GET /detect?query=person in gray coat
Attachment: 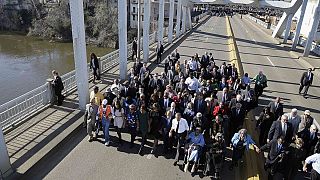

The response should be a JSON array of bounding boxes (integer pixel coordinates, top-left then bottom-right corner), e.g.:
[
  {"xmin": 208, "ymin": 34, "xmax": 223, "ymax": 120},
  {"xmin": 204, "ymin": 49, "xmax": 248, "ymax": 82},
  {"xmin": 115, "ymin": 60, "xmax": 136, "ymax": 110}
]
[
  {"xmin": 84, "ymin": 98, "xmax": 97, "ymax": 142},
  {"xmin": 285, "ymin": 108, "xmax": 301, "ymax": 137}
]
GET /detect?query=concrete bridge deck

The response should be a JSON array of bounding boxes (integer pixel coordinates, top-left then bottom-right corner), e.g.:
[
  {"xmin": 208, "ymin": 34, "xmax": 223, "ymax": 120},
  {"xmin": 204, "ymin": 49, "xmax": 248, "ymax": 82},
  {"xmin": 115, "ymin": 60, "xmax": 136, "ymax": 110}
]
[{"xmin": 4, "ymin": 14, "xmax": 320, "ymax": 180}]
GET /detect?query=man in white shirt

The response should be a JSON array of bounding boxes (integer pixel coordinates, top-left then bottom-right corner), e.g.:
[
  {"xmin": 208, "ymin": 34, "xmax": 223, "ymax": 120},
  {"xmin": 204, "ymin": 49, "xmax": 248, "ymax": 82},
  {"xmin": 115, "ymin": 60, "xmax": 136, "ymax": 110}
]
[
  {"xmin": 185, "ymin": 72, "xmax": 200, "ymax": 94},
  {"xmin": 170, "ymin": 113, "xmax": 189, "ymax": 166},
  {"xmin": 188, "ymin": 57, "xmax": 198, "ymax": 72}
]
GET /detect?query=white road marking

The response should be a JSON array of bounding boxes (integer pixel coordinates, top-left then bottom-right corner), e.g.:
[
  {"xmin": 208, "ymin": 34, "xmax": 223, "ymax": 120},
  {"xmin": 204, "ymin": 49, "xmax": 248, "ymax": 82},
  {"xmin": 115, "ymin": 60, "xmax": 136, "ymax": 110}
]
[{"xmin": 267, "ymin": 56, "xmax": 275, "ymax": 67}]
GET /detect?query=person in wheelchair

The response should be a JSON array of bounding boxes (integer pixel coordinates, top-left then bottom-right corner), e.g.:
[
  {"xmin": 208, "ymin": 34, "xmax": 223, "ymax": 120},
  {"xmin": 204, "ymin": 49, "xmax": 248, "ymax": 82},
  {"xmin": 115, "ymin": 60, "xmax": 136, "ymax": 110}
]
[
  {"xmin": 183, "ymin": 127, "xmax": 205, "ymax": 175},
  {"xmin": 204, "ymin": 133, "xmax": 226, "ymax": 178}
]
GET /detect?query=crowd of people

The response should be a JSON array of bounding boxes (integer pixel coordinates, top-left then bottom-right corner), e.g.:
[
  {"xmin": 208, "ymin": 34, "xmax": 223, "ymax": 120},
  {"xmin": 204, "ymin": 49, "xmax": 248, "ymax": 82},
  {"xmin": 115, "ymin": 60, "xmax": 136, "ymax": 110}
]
[{"xmin": 80, "ymin": 49, "xmax": 319, "ymax": 179}]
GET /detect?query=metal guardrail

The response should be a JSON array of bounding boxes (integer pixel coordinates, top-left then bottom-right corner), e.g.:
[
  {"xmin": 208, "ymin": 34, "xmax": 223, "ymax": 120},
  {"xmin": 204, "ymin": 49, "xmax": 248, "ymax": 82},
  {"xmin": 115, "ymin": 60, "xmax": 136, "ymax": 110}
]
[{"xmin": 0, "ymin": 12, "xmax": 208, "ymax": 131}]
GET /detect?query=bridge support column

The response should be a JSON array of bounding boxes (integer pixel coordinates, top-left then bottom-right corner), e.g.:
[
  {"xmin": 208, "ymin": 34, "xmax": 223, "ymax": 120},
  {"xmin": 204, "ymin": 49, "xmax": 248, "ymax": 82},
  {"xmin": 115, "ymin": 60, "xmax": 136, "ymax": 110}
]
[
  {"xmin": 137, "ymin": 0, "xmax": 141, "ymax": 60},
  {"xmin": 188, "ymin": 7, "xmax": 192, "ymax": 30},
  {"xmin": 182, "ymin": 6, "xmax": 186, "ymax": 34},
  {"xmin": 118, "ymin": 0, "xmax": 128, "ymax": 80},
  {"xmin": 158, "ymin": 0, "xmax": 164, "ymax": 44},
  {"xmin": 292, "ymin": 0, "xmax": 308, "ymax": 49},
  {"xmin": 0, "ymin": 128, "xmax": 12, "ymax": 178},
  {"xmin": 176, "ymin": 0, "xmax": 182, "ymax": 38},
  {"xmin": 69, "ymin": 0, "xmax": 89, "ymax": 110},
  {"xmin": 283, "ymin": 13, "xmax": 293, "ymax": 44},
  {"xmin": 168, "ymin": 0, "xmax": 175, "ymax": 43},
  {"xmin": 143, "ymin": 0, "xmax": 150, "ymax": 62},
  {"xmin": 303, "ymin": 1, "xmax": 320, "ymax": 57}
]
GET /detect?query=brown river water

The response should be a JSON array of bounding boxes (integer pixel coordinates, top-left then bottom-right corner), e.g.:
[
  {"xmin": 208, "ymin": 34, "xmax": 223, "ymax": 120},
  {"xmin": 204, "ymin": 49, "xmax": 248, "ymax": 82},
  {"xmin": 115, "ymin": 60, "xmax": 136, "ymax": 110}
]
[{"xmin": 0, "ymin": 33, "xmax": 114, "ymax": 105}]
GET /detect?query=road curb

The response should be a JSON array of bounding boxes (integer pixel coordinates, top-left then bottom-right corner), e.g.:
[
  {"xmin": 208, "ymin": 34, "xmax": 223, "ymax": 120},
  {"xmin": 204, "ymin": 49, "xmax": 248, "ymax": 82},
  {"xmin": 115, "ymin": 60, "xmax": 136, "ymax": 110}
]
[
  {"xmin": 226, "ymin": 16, "xmax": 262, "ymax": 180},
  {"xmin": 226, "ymin": 16, "xmax": 244, "ymax": 77}
]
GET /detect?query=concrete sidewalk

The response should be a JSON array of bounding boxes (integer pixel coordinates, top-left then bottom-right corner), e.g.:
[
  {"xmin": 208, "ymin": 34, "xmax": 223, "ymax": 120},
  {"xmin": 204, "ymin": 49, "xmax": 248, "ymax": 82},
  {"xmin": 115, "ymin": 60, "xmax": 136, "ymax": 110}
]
[{"xmin": 4, "ymin": 15, "xmax": 211, "ymax": 180}]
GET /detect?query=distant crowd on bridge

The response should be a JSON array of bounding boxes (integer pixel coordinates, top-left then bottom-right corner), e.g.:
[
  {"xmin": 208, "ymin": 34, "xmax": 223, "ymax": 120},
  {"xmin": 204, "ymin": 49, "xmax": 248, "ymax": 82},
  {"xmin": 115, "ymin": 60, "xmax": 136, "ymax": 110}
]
[{"xmin": 50, "ymin": 48, "xmax": 319, "ymax": 179}]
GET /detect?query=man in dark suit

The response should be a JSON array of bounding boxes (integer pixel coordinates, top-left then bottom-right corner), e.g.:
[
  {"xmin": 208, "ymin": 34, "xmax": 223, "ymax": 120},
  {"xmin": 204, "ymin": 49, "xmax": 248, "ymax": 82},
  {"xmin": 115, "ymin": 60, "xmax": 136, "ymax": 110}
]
[
  {"xmin": 159, "ymin": 93, "xmax": 172, "ymax": 114},
  {"xmin": 156, "ymin": 42, "xmax": 164, "ymax": 64},
  {"xmin": 132, "ymin": 38, "xmax": 137, "ymax": 60},
  {"xmin": 267, "ymin": 97, "xmax": 283, "ymax": 120},
  {"xmin": 229, "ymin": 94, "xmax": 245, "ymax": 110},
  {"xmin": 267, "ymin": 115, "xmax": 293, "ymax": 145},
  {"xmin": 298, "ymin": 124, "xmax": 318, "ymax": 156},
  {"xmin": 217, "ymin": 87, "xmax": 231, "ymax": 105},
  {"xmin": 299, "ymin": 68, "xmax": 314, "ymax": 96},
  {"xmin": 200, "ymin": 52, "xmax": 210, "ymax": 69},
  {"xmin": 194, "ymin": 93, "xmax": 207, "ymax": 115},
  {"xmin": 230, "ymin": 103, "xmax": 246, "ymax": 137},
  {"xmin": 260, "ymin": 136, "xmax": 288, "ymax": 180},
  {"xmin": 121, "ymin": 81, "xmax": 136, "ymax": 99},
  {"xmin": 52, "ymin": 70, "xmax": 64, "ymax": 106}
]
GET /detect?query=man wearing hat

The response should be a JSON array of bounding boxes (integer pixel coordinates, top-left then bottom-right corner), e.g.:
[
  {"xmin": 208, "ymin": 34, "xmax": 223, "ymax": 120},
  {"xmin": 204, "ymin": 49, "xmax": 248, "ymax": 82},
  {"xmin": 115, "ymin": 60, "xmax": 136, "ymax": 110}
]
[
  {"xmin": 298, "ymin": 110, "xmax": 315, "ymax": 133},
  {"xmin": 97, "ymin": 99, "xmax": 113, "ymax": 146}
]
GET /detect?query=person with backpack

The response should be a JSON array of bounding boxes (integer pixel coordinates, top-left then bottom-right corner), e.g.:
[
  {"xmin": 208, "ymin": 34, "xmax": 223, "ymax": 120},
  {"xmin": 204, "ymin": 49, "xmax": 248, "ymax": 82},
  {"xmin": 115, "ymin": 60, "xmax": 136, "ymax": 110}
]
[
  {"xmin": 97, "ymin": 99, "xmax": 113, "ymax": 146},
  {"xmin": 52, "ymin": 70, "xmax": 64, "ymax": 106}
]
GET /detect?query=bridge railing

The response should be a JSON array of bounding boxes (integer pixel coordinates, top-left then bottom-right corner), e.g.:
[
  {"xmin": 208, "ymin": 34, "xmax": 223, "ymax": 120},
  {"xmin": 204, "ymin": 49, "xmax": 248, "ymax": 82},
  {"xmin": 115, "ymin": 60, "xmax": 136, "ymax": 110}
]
[
  {"xmin": 0, "ymin": 84, "xmax": 49, "ymax": 130},
  {"xmin": 0, "ymin": 12, "xmax": 208, "ymax": 131}
]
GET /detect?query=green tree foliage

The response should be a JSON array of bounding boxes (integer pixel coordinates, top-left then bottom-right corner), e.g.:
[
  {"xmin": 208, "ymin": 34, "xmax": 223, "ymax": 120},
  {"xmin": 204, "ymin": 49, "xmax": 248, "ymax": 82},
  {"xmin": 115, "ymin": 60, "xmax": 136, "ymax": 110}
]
[
  {"xmin": 29, "ymin": 1, "xmax": 119, "ymax": 48},
  {"xmin": 29, "ymin": 1, "xmax": 72, "ymax": 40},
  {"xmin": 90, "ymin": 3, "xmax": 118, "ymax": 48}
]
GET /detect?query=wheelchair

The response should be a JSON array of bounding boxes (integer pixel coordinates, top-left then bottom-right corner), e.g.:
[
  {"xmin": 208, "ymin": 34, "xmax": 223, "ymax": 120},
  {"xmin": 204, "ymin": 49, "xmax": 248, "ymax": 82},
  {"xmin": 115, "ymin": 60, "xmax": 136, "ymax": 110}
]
[{"xmin": 182, "ymin": 142, "xmax": 204, "ymax": 175}]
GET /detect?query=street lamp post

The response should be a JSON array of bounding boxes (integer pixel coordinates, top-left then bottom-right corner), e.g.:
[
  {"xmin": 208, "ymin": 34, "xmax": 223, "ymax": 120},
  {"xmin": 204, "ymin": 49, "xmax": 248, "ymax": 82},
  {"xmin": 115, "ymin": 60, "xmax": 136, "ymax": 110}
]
[{"xmin": 137, "ymin": 0, "xmax": 141, "ymax": 60}]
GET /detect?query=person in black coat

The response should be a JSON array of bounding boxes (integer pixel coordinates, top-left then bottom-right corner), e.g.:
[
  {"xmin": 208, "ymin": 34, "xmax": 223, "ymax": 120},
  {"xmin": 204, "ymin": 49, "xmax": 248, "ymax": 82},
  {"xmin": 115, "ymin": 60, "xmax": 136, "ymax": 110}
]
[
  {"xmin": 267, "ymin": 115, "xmax": 294, "ymax": 145},
  {"xmin": 52, "ymin": 70, "xmax": 64, "ymax": 106},
  {"xmin": 260, "ymin": 136, "xmax": 289, "ymax": 180},
  {"xmin": 230, "ymin": 103, "xmax": 246, "ymax": 138},
  {"xmin": 258, "ymin": 107, "xmax": 275, "ymax": 146},
  {"xmin": 90, "ymin": 53, "xmax": 100, "ymax": 83},
  {"xmin": 194, "ymin": 93, "xmax": 207, "ymax": 115},
  {"xmin": 159, "ymin": 93, "xmax": 172, "ymax": 115},
  {"xmin": 298, "ymin": 124, "xmax": 318, "ymax": 156},
  {"xmin": 200, "ymin": 52, "xmax": 210, "ymax": 69},
  {"xmin": 156, "ymin": 42, "xmax": 164, "ymax": 64},
  {"xmin": 299, "ymin": 68, "xmax": 314, "ymax": 96},
  {"xmin": 132, "ymin": 38, "xmax": 137, "ymax": 60},
  {"xmin": 267, "ymin": 97, "xmax": 283, "ymax": 121}
]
